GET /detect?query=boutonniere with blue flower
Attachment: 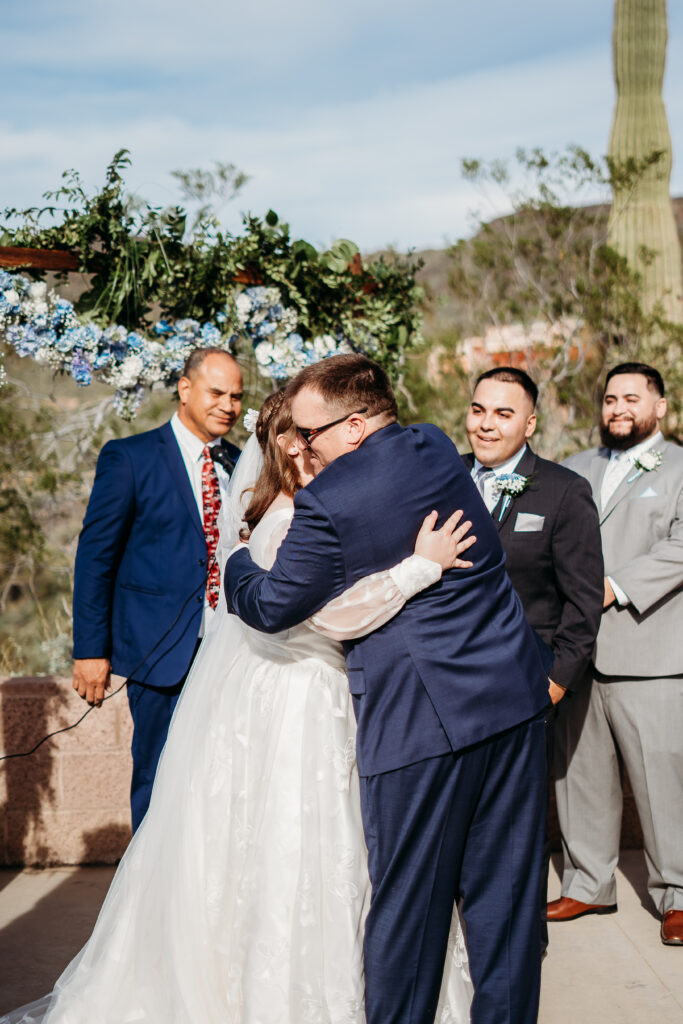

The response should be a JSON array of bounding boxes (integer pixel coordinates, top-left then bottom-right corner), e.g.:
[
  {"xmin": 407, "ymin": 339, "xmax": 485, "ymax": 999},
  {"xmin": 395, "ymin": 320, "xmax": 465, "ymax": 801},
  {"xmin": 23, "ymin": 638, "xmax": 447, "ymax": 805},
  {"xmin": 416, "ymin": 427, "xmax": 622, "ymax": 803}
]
[
  {"xmin": 492, "ymin": 473, "xmax": 532, "ymax": 521},
  {"xmin": 627, "ymin": 449, "xmax": 662, "ymax": 484}
]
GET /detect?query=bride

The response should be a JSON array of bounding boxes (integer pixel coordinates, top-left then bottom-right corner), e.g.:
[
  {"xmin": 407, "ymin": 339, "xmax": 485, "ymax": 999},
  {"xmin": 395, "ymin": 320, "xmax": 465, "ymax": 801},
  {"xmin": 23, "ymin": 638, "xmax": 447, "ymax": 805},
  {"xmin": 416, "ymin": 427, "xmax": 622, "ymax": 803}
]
[{"xmin": 2, "ymin": 390, "xmax": 474, "ymax": 1024}]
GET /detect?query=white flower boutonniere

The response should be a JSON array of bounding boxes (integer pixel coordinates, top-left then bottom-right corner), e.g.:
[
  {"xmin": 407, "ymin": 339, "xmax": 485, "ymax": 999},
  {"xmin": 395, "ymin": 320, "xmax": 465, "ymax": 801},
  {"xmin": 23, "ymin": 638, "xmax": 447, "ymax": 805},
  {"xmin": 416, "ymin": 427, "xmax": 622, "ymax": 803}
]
[
  {"xmin": 634, "ymin": 450, "xmax": 662, "ymax": 473},
  {"xmin": 627, "ymin": 449, "xmax": 662, "ymax": 483},
  {"xmin": 243, "ymin": 408, "xmax": 260, "ymax": 433},
  {"xmin": 493, "ymin": 473, "xmax": 531, "ymax": 498},
  {"xmin": 492, "ymin": 473, "xmax": 531, "ymax": 521}
]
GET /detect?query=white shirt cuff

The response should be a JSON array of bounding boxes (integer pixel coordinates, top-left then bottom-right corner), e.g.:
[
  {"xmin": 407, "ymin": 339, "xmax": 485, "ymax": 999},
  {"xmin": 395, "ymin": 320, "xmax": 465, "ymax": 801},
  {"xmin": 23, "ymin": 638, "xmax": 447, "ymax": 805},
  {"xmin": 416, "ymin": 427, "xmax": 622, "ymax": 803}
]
[
  {"xmin": 389, "ymin": 554, "xmax": 442, "ymax": 600},
  {"xmin": 608, "ymin": 575, "xmax": 631, "ymax": 607}
]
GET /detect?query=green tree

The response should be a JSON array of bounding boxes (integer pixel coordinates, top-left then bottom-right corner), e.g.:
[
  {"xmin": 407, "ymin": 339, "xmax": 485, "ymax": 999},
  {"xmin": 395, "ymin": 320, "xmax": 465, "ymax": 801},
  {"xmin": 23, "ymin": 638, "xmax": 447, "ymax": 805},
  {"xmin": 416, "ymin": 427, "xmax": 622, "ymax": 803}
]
[{"xmin": 436, "ymin": 147, "xmax": 682, "ymax": 455}]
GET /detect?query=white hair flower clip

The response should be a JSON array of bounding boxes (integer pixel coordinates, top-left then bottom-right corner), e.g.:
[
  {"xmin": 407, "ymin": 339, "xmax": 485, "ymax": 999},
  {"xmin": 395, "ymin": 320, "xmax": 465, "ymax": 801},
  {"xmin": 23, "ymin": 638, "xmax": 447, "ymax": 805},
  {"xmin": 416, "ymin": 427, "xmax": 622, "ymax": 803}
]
[{"xmin": 243, "ymin": 408, "xmax": 260, "ymax": 433}]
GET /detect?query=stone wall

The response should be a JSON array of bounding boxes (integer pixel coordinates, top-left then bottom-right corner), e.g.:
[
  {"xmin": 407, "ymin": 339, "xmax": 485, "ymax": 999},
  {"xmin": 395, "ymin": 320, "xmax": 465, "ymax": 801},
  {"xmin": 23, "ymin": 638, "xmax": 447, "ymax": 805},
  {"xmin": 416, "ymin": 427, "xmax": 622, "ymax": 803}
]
[
  {"xmin": 0, "ymin": 676, "xmax": 132, "ymax": 866},
  {"xmin": 0, "ymin": 675, "xmax": 643, "ymax": 867}
]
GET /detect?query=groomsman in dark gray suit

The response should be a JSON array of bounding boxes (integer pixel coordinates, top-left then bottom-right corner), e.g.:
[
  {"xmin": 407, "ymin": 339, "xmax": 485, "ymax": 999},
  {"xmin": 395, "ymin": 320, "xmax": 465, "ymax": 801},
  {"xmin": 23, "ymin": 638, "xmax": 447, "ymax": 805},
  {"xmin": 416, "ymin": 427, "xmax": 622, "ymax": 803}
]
[
  {"xmin": 550, "ymin": 362, "xmax": 683, "ymax": 946},
  {"xmin": 462, "ymin": 366, "xmax": 604, "ymax": 951},
  {"xmin": 463, "ymin": 367, "xmax": 603, "ymax": 700}
]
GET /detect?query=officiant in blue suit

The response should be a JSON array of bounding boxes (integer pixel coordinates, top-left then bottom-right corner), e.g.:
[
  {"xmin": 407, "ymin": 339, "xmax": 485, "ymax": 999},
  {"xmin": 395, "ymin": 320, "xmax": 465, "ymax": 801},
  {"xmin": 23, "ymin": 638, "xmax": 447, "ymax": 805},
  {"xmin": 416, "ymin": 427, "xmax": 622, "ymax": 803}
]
[
  {"xmin": 72, "ymin": 348, "xmax": 242, "ymax": 831},
  {"xmin": 226, "ymin": 355, "xmax": 551, "ymax": 1024}
]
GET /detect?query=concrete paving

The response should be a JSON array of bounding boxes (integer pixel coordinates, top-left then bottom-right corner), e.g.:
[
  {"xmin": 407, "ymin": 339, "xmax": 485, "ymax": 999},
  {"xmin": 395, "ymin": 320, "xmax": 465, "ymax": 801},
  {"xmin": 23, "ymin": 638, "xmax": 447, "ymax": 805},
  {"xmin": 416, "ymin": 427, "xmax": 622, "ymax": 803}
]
[
  {"xmin": 542, "ymin": 851, "xmax": 683, "ymax": 1024},
  {"xmin": 0, "ymin": 851, "xmax": 681, "ymax": 1020}
]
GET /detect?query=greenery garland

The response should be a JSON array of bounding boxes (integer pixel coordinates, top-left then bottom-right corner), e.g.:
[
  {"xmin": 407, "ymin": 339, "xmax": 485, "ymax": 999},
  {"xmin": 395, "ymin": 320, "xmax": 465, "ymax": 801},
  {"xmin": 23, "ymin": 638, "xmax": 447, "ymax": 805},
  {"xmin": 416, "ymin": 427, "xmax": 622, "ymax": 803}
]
[{"xmin": 0, "ymin": 151, "xmax": 423, "ymax": 416}]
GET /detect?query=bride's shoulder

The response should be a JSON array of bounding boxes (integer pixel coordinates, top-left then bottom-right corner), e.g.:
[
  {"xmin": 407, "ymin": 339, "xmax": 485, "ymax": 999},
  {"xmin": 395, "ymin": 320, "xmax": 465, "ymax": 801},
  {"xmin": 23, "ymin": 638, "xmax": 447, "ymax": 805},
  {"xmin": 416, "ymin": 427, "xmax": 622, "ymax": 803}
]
[
  {"xmin": 250, "ymin": 494, "xmax": 294, "ymax": 543},
  {"xmin": 249, "ymin": 495, "xmax": 294, "ymax": 566},
  {"xmin": 264, "ymin": 492, "xmax": 295, "ymax": 517}
]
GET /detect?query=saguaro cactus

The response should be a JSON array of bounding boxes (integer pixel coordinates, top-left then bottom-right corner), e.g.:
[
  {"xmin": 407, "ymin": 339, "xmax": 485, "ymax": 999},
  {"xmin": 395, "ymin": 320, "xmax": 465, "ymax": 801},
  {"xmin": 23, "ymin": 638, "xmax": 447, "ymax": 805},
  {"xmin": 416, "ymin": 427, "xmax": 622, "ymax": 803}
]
[{"xmin": 608, "ymin": 0, "xmax": 682, "ymax": 324}]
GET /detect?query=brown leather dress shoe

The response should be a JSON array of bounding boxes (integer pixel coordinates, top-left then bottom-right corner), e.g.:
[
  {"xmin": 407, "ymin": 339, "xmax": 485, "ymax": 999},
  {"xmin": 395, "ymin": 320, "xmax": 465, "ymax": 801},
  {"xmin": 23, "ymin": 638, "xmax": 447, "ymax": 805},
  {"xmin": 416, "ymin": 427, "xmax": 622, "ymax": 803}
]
[
  {"xmin": 547, "ymin": 897, "xmax": 617, "ymax": 921},
  {"xmin": 661, "ymin": 910, "xmax": 683, "ymax": 945}
]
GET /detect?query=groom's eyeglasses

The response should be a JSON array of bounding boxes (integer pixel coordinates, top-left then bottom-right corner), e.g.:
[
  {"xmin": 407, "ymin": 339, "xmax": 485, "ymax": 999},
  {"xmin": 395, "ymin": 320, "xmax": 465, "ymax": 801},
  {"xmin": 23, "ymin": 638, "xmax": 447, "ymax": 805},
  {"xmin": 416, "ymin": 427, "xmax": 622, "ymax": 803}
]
[{"xmin": 295, "ymin": 408, "xmax": 368, "ymax": 447}]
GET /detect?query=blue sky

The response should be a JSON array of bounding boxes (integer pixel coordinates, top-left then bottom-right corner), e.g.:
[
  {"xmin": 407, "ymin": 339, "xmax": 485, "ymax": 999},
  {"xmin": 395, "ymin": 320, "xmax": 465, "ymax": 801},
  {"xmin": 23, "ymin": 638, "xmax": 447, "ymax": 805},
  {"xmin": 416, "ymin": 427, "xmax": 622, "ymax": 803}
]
[{"xmin": 2, "ymin": 0, "xmax": 682, "ymax": 250}]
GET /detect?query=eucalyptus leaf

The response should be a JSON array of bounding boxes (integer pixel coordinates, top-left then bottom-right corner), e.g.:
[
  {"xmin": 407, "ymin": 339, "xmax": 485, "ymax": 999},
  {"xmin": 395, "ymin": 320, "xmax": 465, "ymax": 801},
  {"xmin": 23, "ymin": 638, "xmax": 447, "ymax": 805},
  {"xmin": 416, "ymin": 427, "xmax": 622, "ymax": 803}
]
[
  {"xmin": 293, "ymin": 240, "xmax": 318, "ymax": 261},
  {"xmin": 331, "ymin": 239, "xmax": 359, "ymax": 261},
  {"xmin": 321, "ymin": 253, "xmax": 348, "ymax": 274}
]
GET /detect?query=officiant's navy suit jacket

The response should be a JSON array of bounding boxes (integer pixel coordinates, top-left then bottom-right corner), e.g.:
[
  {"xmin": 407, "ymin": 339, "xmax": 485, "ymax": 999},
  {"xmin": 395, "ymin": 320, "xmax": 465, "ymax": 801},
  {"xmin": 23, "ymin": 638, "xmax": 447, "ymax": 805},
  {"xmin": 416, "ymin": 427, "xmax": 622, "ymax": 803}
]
[
  {"xmin": 226, "ymin": 421, "xmax": 549, "ymax": 775},
  {"xmin": 73, "ymin": 421, "xmax": 239, "ymax": 689}
]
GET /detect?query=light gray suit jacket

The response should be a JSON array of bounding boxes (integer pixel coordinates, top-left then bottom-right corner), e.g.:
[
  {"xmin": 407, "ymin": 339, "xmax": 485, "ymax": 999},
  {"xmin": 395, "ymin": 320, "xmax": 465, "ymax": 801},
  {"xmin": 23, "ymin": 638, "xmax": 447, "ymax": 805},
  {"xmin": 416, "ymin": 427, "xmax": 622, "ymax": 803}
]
[{"xmin": 564, "ymin": 440, "xmax": 683, "ymax": 677}]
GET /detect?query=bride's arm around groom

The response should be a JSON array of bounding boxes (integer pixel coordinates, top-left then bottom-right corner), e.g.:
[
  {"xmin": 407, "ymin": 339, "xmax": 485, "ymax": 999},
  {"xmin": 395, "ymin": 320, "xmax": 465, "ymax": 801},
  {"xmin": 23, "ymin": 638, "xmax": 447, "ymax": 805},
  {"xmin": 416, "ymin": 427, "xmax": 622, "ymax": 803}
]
[{"xmin": 226, "ymin": 354, "xmax": 551, "ymax": 1024}]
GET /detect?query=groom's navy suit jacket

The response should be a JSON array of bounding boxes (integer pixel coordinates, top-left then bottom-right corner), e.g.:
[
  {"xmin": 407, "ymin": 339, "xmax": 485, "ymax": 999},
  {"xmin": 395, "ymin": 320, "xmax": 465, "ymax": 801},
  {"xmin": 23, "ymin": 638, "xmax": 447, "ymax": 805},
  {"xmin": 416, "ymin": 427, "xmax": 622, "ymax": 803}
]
[
  {"xmin": 73, "ymin": 421, "xmax": 240, "ymax": 689},
  {"xmin": 227, "ymin": 422, "xmax": 549, "ymax": 776}
]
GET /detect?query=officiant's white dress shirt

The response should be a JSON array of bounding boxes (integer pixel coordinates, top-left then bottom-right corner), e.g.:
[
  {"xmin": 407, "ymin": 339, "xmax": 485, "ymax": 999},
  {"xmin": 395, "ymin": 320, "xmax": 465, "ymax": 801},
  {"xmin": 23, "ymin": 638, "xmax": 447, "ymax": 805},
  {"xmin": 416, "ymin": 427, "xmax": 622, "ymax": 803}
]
[{"xmin": 171, "ymin": 412, "xmax": 232, "ymax": 633}]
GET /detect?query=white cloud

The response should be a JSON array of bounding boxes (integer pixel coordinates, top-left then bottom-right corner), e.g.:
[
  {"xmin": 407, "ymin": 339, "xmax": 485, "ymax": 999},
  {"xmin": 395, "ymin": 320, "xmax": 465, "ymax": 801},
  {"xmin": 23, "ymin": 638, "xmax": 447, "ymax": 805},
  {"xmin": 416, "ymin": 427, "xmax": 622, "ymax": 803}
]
[{"xmin": 2, "ymin": 32, "xmax": 682, "ymax": 250}]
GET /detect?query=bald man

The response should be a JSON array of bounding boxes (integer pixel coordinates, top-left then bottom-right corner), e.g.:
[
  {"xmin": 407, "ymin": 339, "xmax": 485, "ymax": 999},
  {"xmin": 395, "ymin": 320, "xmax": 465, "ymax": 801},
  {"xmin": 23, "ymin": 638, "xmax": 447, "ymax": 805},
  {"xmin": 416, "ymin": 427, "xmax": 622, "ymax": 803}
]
[{"xmin": 72, "ymin": 348, "xmax": 243, "ymax": 829}]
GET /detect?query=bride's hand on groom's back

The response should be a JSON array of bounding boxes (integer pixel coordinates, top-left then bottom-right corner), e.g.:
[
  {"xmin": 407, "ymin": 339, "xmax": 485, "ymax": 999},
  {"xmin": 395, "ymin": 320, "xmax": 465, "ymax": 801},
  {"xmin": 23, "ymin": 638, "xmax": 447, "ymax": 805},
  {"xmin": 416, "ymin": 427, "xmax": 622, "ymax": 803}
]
[{"xmin": 415, "ymin": 510, "xmax": 476, "ymax": 571}]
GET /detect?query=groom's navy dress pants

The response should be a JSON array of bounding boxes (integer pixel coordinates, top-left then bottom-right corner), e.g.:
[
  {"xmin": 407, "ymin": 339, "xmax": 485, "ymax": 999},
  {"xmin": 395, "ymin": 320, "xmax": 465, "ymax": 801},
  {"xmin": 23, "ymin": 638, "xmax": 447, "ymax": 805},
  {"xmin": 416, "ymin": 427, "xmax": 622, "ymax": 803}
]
[{"xmin": 359, "ymin": 710, "xmax": 547, "ymax": 1024}]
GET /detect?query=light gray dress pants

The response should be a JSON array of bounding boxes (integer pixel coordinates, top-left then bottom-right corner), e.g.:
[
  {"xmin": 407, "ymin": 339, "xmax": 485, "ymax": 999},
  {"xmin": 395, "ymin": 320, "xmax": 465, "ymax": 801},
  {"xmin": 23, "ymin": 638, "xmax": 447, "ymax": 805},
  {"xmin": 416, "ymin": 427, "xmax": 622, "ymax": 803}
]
[{"xmin": 554, "ymin": 673, "xmax": 683, "ymax": 915}]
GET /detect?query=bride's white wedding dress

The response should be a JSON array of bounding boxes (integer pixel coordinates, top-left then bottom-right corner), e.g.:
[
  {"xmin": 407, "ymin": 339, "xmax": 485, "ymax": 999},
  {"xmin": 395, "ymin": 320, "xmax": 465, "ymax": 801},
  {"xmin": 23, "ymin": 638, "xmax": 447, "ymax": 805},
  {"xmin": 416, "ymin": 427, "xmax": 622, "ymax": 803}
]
[{"xmin": 2, "ymin": 507, "xmax": 472, "ymax": 1024}]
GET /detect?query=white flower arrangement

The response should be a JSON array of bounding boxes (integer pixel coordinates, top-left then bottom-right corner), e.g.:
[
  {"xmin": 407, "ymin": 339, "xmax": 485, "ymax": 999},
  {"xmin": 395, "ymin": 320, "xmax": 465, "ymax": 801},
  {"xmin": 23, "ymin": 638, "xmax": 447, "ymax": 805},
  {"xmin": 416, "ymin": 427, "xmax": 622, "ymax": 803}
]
[
  {"xmin": 0, "ymin": 271, "xmax": 356, "ymax": 418},
  {"xmin": 237, "ymin": 286, "xmax": 352, "ymax": 382}
]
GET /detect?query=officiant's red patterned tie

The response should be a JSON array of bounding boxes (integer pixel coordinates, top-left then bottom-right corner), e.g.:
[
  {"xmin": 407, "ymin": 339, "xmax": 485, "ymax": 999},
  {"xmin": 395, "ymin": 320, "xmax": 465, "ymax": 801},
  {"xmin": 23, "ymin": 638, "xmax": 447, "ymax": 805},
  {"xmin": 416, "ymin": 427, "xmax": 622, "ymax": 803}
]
[{"xmin": 201, "ymin": 445, "xmax": 222, "ymax": 609}]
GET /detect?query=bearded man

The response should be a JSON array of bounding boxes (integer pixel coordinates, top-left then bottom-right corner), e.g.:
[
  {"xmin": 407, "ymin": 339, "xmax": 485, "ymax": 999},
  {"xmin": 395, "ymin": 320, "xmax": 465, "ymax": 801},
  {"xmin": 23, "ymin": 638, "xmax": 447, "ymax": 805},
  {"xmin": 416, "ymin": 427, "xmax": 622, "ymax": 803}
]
[{"xmin": 549, "ymin": 362, "xmax": 683, "ymax": 946}]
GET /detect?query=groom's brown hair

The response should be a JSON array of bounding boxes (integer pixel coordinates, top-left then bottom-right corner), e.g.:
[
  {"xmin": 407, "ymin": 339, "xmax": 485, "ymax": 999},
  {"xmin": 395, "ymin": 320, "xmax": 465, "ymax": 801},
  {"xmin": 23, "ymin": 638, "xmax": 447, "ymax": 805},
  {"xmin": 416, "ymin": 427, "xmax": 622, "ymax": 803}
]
[{"xmin": 287, "ymin": 354, "xmax": 398, "ymax": 419}]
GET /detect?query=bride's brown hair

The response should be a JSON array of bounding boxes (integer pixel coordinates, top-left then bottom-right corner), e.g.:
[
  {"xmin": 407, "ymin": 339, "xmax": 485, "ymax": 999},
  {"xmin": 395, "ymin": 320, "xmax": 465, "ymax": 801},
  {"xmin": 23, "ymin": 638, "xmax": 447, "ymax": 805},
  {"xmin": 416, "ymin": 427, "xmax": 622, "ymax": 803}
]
[{"xmin": 241, "ymin": 390, "xmax": 301, "ymax": 537}]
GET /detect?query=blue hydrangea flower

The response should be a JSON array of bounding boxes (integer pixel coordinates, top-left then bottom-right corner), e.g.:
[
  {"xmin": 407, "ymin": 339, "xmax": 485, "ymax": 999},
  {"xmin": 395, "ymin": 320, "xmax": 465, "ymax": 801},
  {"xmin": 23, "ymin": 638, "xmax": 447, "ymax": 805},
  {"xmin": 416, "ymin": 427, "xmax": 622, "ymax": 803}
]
[
  {"xmin": 114, "ymin": 385, "xmax": 145, "ymax": 419},
  {"xmin": 200, "ymin": 322, "xmax": 221, "ymax": 345},
  {"xmin": 71, "ymin": 352, "xmax": 93, "ymax": 386},
  {"xmin": 126, "ymin": 332, "xmax": 144, "ymax": 353},
  {"xmin": 93, "ymin": 350, "xmax": 113, "ymax": 369}
]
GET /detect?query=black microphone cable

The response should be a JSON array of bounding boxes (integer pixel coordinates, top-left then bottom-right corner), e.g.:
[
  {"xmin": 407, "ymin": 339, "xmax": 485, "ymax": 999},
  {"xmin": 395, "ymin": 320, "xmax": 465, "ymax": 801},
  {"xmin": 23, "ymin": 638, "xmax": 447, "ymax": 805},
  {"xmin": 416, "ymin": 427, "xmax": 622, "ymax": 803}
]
[{"xmin": 0, "ymin": 552, "xmax": 220, "ymax": 763}]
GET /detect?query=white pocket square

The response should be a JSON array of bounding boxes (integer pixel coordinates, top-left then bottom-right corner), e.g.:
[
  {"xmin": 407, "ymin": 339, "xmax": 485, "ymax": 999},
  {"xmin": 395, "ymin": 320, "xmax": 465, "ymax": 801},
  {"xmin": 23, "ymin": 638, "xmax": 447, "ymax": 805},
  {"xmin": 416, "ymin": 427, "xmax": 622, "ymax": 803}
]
[
  {"xmin": 514, "ymin": 512, "xmax": 545, "ymax": 532},
  {"xmin": 638, "ymin": 486, "xmax": 658, "ymax": 498}
]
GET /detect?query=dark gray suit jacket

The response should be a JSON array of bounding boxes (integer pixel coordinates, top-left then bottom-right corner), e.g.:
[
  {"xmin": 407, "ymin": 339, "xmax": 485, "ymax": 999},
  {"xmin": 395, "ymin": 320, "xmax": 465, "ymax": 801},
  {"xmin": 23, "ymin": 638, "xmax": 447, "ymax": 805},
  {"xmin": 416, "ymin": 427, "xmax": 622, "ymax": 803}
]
[{"xmin": 463, "ymin": 446, "xmax": 604, "ymax": 690}]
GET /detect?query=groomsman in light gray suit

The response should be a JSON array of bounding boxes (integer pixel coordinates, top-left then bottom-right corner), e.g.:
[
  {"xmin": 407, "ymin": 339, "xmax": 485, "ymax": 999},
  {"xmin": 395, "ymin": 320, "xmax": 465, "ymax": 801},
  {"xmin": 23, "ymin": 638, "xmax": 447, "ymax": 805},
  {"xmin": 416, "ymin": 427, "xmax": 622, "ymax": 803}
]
[{"xmin": 549, "ymin": 362, "xmax": 683, "ymax": 946}]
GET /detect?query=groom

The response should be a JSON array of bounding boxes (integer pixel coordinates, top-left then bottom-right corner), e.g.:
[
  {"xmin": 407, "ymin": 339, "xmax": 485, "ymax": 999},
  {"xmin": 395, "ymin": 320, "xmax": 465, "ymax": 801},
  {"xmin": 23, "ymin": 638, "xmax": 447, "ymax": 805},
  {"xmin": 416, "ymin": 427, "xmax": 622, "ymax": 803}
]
[{"xmin": 226, "ymin": 355, "xmax": 550, "ymax": 1024}]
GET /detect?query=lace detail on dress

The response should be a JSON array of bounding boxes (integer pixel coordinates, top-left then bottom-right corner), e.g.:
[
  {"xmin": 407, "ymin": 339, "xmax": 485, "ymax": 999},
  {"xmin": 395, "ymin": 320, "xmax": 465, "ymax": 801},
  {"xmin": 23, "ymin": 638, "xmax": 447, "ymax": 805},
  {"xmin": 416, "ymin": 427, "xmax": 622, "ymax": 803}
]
[{"xmin": 324, "ymin": 735, "xmax": 356, "ymax": 791}]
